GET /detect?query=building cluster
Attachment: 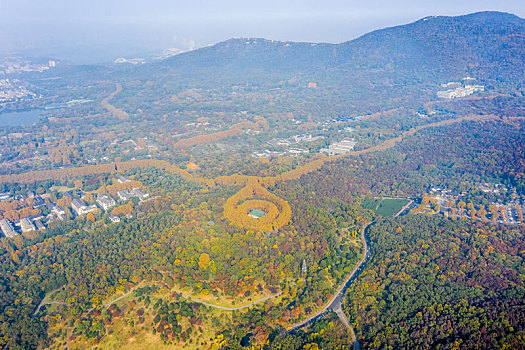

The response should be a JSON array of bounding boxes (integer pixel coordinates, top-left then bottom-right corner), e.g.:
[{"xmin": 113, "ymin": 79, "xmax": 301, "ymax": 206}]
[
  {"xmin": 0, "ymin": 79, "xmax": 36, "ymax": 102},
  {"xmin": 320, "ymin": 138, "xmax": 357, "ymax": 156},
  {"xmin": 71, "ymin": 198, "xmax": 98, "ymax": 216},
  {"xmin": 0, "ymin": 58, "xmax": 57, "ymax": 75},
  {"xmin": 329, "ymin": 115, "xmax": 356, "ymax": 123},
  {"xmin": 117, "ymin": 188, "xmax": 149, "ymax": 201},
  {"xmin": 425, "ymin": 185, "xmax": 523, "ymax": 226},
  {"xmin": 267, "ymin": 133, "xmax": 323, "ymax": 147},
  {"xmin": 478, "ymin": 182, "xmax": 507, "ymax": 194},
  {"xmin": 252, "ymin": 148, "xmax": 309, "ymax": 158},
  {"xmin": 47, "ymin": 203, "xmax": 66, "ymax": 219},
  {"xmin": 0, "ymin": 192, "xmax": 47, "ymax": 238},
  {"xmin": 253, "ymin": 133, "xmax": 323, "ymax": 158},
  {"xmin": 319, "ymin": 116, "xmax": 360, "ymax": 129},
  {"xmin": 437, "ymin": 80, "xmax": 484, "ymax": 99},
  {"xmin": 0, "ymin": 181, "xmax": 150, "ymax": 238},
  {"xmin": 153, "ymin": 47, "xmax": 187, "ymax": 60},
  {"xmin": 113, "ymin": 58, "xmax": 146, "ymax": 65}
]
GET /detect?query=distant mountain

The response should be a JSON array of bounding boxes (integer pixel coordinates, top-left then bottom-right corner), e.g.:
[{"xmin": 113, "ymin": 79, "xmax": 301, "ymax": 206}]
[
  {"xmin": 145, "ymin": 11, "xmax": 524, "ymax": 84},
  {"xmin": 336, "ymin": 11, "xmax": 525, "ymax": 81},
  {"xmin": 161, "ymin": 38, "xmax": 336, "ymax": 72}
]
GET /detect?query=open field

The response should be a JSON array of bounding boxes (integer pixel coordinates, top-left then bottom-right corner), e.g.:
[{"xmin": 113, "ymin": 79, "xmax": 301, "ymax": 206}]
[
  {"xmin": 362, "ymin": 198, "xmax": 410, "ymax": 217},
  {"xmin": 376, "ymin": 198, "xmax": 411, "ymax": 217},
  {"xmin": 362, "ymin": 198, "xmax": 381, "ymax": 211}
]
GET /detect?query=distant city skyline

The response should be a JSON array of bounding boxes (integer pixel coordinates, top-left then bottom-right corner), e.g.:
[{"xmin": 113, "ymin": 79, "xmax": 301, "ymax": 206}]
[{"xmin": 0, "ymin": 0, "xmax": 523, "ymax": 63}]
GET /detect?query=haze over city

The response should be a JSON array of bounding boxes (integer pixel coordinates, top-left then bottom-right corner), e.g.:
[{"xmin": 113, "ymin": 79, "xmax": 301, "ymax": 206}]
[{"xmin": 1, "ymin": 0, "xmax": 524, "ymax": 63}]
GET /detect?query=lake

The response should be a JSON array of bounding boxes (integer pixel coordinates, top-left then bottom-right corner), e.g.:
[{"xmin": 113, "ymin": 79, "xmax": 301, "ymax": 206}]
[{"xmin": 0, "ymin": 110, "xmax": 45, "ymax": 127}]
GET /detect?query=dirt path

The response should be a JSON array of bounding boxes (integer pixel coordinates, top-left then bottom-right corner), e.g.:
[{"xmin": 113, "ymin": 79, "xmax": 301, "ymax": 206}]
[
  {"xmin": 181, "ymin": 291, "xmax": 282, "ymax": 311},
  {"xmin": 66, "ymin": 286, "xmax": 282, "ymax": 349},
  {"xmin": 394, "ymin": 199, "xmax": 414, "ymax": 217},
  {"xmin": 33, "ymin": 288, "xmax": 68, "ymax": 316}
]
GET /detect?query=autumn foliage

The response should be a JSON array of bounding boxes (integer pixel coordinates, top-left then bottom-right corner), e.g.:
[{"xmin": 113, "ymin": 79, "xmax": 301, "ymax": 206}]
[
  {"xmin": 223, "ymin": 179, "xmax": 291, "ymax": 231},
  {"xmin": 99, "ymin": 180, "xmax": 144, "ymax": 196},
  {"xmin": 101, "ymin": 83, "xmax": 129, "ymax": 120},
  {"xmin": 111, "ymin": 202, "xmax": 134, "ymax": 216},
  {"xmin": 169, "ymin": 117, "xmax": 270, "ymax": 151},
  {"xmin": 0, "ymin": 159, "xmax": 210, "ymax": 186}
]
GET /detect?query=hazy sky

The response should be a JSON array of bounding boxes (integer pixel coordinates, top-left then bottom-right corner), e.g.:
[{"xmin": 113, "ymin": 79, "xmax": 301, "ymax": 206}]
[{"xmin": 0, "ymin": 0, "xmax": 523, "ymax": 63}]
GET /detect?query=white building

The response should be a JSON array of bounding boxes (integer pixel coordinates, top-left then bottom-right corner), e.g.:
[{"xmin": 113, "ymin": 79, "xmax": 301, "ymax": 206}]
[
  {"xmin": 288, "ymin": 148, "xmax": 309, "ymax": 155},
  {"xmin": 320, "ymin": 139, "xmax": 357, "ymax": 156},
  {"xmin": 71, "ymin": 198, "xmax": 88, "ymax": 215},
  {"xmin": 20, "ymin": 218, "xmax": 35, "ymax": 232},
  {"xmin": 85, "ymin": 204, "xmax": 98, "ymax": 214},
  {"xmin": 0, "ymin": 219, "xmax": 17, "ymax": 238},
  {"xmin": 109, "ymin": 214, "xmax": 121, "ymax": 223},
  {"xmin": 96, "ymin": 194, "xmax": 116, "ymax": 211},
  {"xmin": 437, "ymin": 84, "xmax": 484, "ymax": 99}
]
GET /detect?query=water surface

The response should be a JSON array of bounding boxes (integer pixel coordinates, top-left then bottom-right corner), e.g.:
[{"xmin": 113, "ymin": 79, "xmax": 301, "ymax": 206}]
[{"xmin": 0, "ymin": 110, "xmax": 44, "ymax": 127}]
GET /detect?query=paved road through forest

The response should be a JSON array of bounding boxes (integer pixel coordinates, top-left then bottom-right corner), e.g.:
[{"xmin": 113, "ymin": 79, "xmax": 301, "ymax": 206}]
[{"xmin": 286, "ymin": 222, "xmax": 373, "ymax": 333}]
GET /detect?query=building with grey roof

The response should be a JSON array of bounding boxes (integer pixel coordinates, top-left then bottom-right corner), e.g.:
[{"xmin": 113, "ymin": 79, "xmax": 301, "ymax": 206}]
[
  {"xmin": 117, "ymin": 190, "xmax": 132, "ymax": 201},
  {"xmin": 117, "ymin": 176, "xmax": 130, "ymax": 183},
  {"xmin": 20, "ymin": 218, "xmax": 35, "ymax": 232},
  {"xmin": 71, "ymin": 198, "xmax": 87, "ymax": 215},
  {"xmin": 131, "ymin": 188, "xmax": 149, "ymax": 199},
  {"xmin": 34, "ymin": 220, "xmax": 46, "ymax": 231},
  {"xmin": 96, "ymin": 194, "xmax": 116, "ymax": 211},
  {"xmin": 320, "ymin": 139, "xmax": 357, "ymax": 156},
  {"xmin": 0, "ymin": 219, "xmax": 17, "ymax": 238}
]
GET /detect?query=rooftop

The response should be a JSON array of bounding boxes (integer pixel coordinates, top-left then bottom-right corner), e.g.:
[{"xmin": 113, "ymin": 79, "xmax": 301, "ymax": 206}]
[{"xmin": 71, "ymin": 198, "xmax": 86, "ymax": 209}]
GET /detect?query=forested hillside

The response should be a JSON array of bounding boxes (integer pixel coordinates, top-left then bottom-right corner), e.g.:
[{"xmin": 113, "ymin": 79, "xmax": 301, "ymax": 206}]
[
  {"xmin": 0, "ymin": 10, "xmax": 524, "ymax": 350},
  {"xmin": 344, "ymin": 215, "xmax": 525, "ymax": 349},
  {"xmin": 144, "ymin": 11, "xmax": 524, "ymax": 84}
]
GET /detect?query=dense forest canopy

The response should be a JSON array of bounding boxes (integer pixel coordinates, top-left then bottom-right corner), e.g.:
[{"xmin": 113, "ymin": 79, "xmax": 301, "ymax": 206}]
[{"xmin": 0, "ymin": 10, "xmax": 524, "ymax": 350}]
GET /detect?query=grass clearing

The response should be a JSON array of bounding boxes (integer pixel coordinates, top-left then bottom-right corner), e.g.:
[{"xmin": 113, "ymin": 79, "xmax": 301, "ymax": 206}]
[
  {"xmin": 376, "ymin": 198, "xmax": 410, "ymax": 217},
  {"xmin": 362, "ymin": 198, "xmax": 381, "ymax": 211}
]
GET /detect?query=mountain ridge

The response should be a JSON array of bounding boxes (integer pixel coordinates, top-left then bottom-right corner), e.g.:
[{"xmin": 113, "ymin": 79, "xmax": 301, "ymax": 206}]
[{"xmin": 142, "ymin": 11, "xmax": 522, "ymax": 85}]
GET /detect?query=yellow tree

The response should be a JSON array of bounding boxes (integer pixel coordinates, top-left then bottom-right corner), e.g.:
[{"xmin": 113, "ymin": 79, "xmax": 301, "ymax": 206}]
[
  {"xmin": 56, "ymin": 196, "xmax": 72, "ymax": 209},
  {"xmin": 198, "ymin": 253, "xmax": 211, "ymax": 270},
  {"xmin": 84, "ymin": 192, "xmax": 94, "ymax": 203}
]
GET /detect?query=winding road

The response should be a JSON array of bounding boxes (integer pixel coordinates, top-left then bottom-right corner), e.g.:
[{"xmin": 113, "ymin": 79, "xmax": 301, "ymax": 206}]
[
  {"xmin": 62, "ymin": 286, "xmax": 281, "ymax": 348},
  {"xmin": 286, "ymin": 222, "xmax": 373, "ymax": 333},
  {"xmin": 58, "ymin": 233, "xmax": 369, "ymax": 348},
  {"xmin": 44, "ymin": 227, "xmax": 371, "ymax": 348}
]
